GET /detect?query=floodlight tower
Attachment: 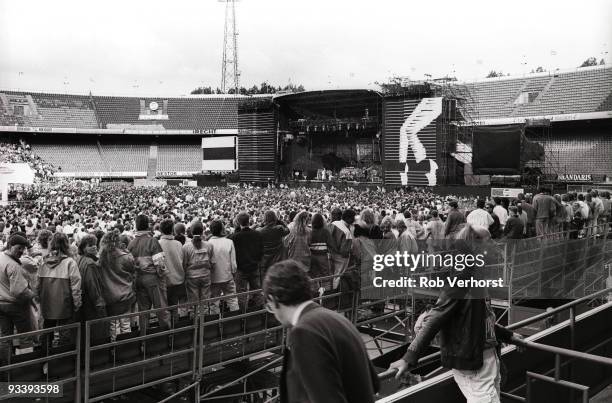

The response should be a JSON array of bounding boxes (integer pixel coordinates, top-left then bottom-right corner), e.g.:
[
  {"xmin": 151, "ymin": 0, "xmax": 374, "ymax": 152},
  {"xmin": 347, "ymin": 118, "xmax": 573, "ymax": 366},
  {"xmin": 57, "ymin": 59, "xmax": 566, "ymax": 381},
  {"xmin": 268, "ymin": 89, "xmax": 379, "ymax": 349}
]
[{"xmin": 219, "ymin": 0, "xmax": 240, "ymax": 94}]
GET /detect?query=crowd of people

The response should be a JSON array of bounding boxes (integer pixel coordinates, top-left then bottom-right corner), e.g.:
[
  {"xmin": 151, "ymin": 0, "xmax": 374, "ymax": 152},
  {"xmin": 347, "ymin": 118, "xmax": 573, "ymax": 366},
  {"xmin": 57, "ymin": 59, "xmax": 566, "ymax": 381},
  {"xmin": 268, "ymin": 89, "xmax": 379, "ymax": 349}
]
[
  {"xmin": 0, "ymin": 182, "xmax": 609, "ymax": 357},
  {"xmin": 0, "ymin": 139, "xmax": 57, "ymax": 180}
]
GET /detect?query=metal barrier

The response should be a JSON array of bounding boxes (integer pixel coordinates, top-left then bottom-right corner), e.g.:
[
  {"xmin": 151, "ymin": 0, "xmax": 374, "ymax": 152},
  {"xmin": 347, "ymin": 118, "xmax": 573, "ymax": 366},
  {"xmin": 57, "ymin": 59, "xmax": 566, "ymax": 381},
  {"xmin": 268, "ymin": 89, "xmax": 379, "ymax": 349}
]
[
  {"xmin": 0, "ymin": 227, "xmax": 608, "ymax": 402},
  {"xmin": 83, "ymin": 301, "xmax": 200, "ymax": 403},
  {"xmin": 0, "ymin": 322, "xmax": 81, "ymax": 402}
]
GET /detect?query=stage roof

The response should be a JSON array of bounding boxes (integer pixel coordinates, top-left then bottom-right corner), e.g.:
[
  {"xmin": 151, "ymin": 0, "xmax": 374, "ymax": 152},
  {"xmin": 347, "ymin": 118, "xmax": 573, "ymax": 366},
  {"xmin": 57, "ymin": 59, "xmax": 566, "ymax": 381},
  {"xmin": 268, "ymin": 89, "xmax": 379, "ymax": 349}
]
[{"xmin": 274, "ymin": 89, "xmax": 382, "ymax": 120}]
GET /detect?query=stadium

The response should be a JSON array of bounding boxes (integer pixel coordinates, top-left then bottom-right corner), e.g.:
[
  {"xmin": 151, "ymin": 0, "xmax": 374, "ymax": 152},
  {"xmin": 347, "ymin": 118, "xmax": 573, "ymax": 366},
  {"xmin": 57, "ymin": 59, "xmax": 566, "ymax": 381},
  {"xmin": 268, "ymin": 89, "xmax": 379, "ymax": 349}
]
[
  {"xmin": 1, "ymin": 1, "xmax": 612, "ymax": 403},
  {"xmin": 1, "ymin": 65, "xmax": 611, "ymax": 193}
]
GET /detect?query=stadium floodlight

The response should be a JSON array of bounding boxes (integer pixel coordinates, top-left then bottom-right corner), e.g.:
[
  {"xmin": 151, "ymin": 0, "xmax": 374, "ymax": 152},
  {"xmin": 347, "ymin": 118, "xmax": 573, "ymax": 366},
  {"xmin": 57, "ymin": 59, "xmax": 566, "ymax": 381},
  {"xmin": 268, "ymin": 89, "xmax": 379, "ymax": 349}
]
[{"xmin": 219, "ymin": 0, "xmax": 240, "ymax": 94}]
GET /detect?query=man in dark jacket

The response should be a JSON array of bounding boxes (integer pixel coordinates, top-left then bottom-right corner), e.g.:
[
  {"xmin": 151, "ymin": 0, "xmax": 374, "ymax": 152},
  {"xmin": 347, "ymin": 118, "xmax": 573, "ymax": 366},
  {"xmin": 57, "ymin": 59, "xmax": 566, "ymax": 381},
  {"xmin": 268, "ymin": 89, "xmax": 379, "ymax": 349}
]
[
  {"xmin": 486, "ymin": 203, "xmax": 502, "ymax": 239},
  {"xmin": 257, "ymin": 210, "xmax": 289, "ymax": 272},
  {"xmin": 229, "ymin": 212, "xmax": 264, "ymax": 308},
  {"xmin": 503, "ymin": 206, "xmax": 525, "ymax": 239},
  {"xmin": 389, "ymin": 227, "xmax": 522, "ymax": 402},
  {"xmin": 264, "ymin": 259, "xmax": 380, "ymax": 403}
]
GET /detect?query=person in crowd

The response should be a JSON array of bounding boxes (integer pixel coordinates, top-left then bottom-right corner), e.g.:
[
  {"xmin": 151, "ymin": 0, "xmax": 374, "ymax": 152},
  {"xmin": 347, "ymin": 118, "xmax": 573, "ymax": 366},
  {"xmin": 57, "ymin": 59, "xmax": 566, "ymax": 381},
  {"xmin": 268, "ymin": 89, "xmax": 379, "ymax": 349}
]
[
  {"xmin": 182, "ymin": 221, "xmax": 214, "ymax": 308},
  {"xmin": 515, "ymin": 204, "xmax": 528, "ymax": 237},
  {"xmin": 532, "ymin": 187, "xmax": 560, "ymax": 238},
  {"xmin": 517, "ymin": 193, "xmax": 536, "ymax": 237},
  {"xmin": 552, "ymin": 194, "xmax": 568, "ymax": 238},
  {"xmin": 425, "ymin": 210, "xmax": 445, "ymax": 241},
  {"xmin": 284, "ymin": 211, "xmax": 312, "ymax": 269},
  {"xmin": 208, "ymin": 220, "xmax": 239, "ymax": 313},
  {"xmin": 388, "ymin": 225, "xmax": 523, "ymax": 403},
  {"xmin": 380, "ymin": 216, "xmax": 396, "ymax": 240},
  {"xmin": 403, "ymin": 210, "xmax": 424, "ymax": 240},
  {"xmin": 31, "ymin": 229, "xmax": 52, "ymax": 259},
  {"xmin": 75, "ymin": 234, "xmax": 107, "ymax": 343},
  {"xmin": 590, "ymin": 190, "xmax": 605, "ymax": 235},
  {"xmin": 575, "ymin": 193, "xmax": 590, "ymax": 223},
  {"xmin": 492, "ymin": 197, "xmax": 508, "ymax": 229},
  {"xmin": 329, "ymin": 209, "xmax": 355, "ymax": 288},
  {"xmin": 585, "ymin": 193, "xmax": 596, "ymax": 236},
  {"xmin": 264, "ymin": 259, "xmax": 380, "ymax": 403},
  {"xmin": 128, "ymin": 215, "xmax": 169, "ymax": 329},
  {"xmin": 173, "ymin": 222, "xmax": 186, "ymax": 245},
  {"xmin": 309, "ymin": 213, "xmax": 333, "ymax": 290},
  {"xmin": 503, "ymin": 206, "xmax": 524, "ymax": 240},
  {"xmin": 561, "ymin": 194, "xmax": 574, "ymax": 235},
  {"xmin": 444, "ymin": 200, "xmax": 466, "ymax": 241},
  {"xmin": 286, "ymin": 211, "xmax": 298, "ymax": 232},
  {"xmin": 357, "ymin": 208, "xmax": 383, "ymax": 239},
  {"xmin": 37, "ymin": 233, "xmax": 81, "ymax": 346},
  {"xmin": 397, "ymin": 219, "xmax": 418, "ymax": 255},
  {"xmin": 0, "ymin": 234, "xmax": 36, "ymax": 356},
  {"xmin": 158, "ymin": 219, "xmax": 186, "ymax": 317},
  {"xmin": 258, "ymin": 210, "xmax": 289, "ymax": 273},
  {"xmin": 467, "ymin": 199, "xmax": 494, "ymax": 229},
  {"xmin": 486, "ymin": 202, "xmax": 502, "ymax": 239},
  {"xmin": 229, "ymin": 212, "xmax": 264, "ymax": 308},
  {"xmin": 98, "ymin": 231, "xmax": 136, "ymax": 340}
]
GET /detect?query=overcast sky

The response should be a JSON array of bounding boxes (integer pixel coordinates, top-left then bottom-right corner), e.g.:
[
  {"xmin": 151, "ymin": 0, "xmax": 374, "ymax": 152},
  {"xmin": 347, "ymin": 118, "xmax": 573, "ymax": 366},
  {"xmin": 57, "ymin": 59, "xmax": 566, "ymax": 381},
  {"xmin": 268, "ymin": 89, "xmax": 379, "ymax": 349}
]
[{"xmin": 1, "ymin": 0, "xmax": 610, "ymax": 96}]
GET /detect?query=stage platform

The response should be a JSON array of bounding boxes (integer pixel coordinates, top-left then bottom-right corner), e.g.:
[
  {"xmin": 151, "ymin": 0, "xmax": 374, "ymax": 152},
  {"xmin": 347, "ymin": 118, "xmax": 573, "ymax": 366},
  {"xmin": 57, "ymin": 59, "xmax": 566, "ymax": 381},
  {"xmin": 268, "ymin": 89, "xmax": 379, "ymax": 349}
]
[{"xmin": 283, "ymin": 179, "xmax": 384, "ymax": 190}]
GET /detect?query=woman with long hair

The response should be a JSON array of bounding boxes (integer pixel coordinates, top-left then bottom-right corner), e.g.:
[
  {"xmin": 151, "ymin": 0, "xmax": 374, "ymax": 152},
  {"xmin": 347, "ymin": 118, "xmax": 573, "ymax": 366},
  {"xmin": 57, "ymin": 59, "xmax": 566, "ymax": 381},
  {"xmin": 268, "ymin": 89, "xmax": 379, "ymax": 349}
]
[
  {"xmin": 285, "ymin": 211, "xmax": 312, "ymax": 269},
  {"xmin": 98, "ymin": 230, "xmax": 136, "ymax": 340},
  {"xmin": 258, "ymin": 210, "xmax": 289, "ymax": 272},
  {"xmin": 354, "ymin": 209, "xmax": 383, "ymax": 240},
  {"xmin": 75, "ymin": 234, "xmax": 107, "ymax": 342}
]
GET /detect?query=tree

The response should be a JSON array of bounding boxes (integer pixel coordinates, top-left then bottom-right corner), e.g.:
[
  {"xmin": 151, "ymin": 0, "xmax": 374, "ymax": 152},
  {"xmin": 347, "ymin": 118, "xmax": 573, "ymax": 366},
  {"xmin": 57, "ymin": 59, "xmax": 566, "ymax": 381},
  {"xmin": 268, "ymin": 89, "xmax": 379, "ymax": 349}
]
[
  {"xmin": 190, "ymin": 82, "xmax": 305, "ymax": 95},
  {"xmin": 486, "ymin": 70, "xmax": 504, "ymax": 78},
  {"xmin": 579, "ymin": 57, "xmax": 598, "ymax": 67},
  {"xmin": 190, "ymin": 86, "xmax": 213, "ymax": 95}
]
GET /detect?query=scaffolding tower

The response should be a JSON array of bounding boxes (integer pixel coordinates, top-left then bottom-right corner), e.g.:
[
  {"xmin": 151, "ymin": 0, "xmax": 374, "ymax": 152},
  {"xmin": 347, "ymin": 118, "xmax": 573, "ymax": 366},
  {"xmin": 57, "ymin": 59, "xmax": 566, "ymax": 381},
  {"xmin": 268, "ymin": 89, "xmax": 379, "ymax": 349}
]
[{"xmin": 220, "ymin": 0, "xmax": 240, "ymax": 94}]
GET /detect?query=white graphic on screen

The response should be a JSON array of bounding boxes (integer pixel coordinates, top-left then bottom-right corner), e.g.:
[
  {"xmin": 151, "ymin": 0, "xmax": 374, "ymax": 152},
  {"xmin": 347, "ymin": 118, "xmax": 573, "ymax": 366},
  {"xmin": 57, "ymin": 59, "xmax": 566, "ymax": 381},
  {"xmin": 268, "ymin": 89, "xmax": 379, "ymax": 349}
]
[{"xmin": 399, "ymin": 97, "xmax": 442, "ymax": 186}]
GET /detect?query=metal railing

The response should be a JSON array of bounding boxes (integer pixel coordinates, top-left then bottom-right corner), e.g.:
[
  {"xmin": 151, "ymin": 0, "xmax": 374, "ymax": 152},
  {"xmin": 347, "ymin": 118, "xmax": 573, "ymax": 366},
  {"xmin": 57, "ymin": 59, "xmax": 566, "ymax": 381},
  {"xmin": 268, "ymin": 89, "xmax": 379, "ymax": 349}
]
[
  {"xmin": 0, "ymin": 229, "xmax": 608, "ymax": 402},
  {"xmin": 0, "ymin": 322, "xmax": 81, "ymax": 402}
]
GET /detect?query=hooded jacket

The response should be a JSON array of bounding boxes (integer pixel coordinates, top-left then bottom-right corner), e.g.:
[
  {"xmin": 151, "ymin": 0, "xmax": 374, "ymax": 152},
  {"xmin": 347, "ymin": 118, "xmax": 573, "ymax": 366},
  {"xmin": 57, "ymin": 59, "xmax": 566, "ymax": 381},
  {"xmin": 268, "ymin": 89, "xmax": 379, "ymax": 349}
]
[
  {"xmin": 76, "ymin": 254, "xmax": 106, "ymax": 320},
  {"xmin": 37, "ymin": 252, "xmax": 82, "ymax": 320},
  {"xmin": 98, "ymin": 249, "xmax": 136, "ymax": 306}
]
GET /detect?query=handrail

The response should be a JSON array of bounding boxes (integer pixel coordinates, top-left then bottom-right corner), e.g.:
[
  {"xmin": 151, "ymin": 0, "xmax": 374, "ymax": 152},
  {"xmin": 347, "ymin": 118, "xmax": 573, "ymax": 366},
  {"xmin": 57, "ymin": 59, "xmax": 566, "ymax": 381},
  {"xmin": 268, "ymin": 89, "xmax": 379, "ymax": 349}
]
[
  {"xmin": 506, "ymin": 287, "xmax": 612, "ymax": 331},
  {"xmin": 512, "ymin": 338, "xmax": 612, "ymax": 367},
  {"xmin": 382, "ymin": 287, "xmax": 612, "ymax": 371}
]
